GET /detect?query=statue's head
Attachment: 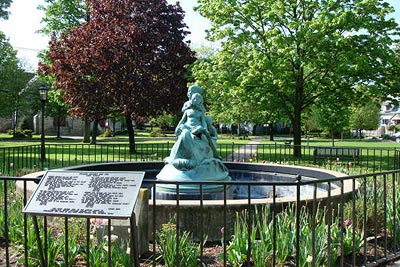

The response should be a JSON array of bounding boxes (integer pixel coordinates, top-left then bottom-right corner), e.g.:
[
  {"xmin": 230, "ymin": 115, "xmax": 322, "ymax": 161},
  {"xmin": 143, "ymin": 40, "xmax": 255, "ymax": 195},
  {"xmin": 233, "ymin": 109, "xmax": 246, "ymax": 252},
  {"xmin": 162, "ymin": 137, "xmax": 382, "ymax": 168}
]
[
  {"xmin": 187, "ymin": 85, "xmax": 204, "ymax": 98},
  {"xmin": 190, "ymin": 92, "xmax": 204, "ymax": 106}
]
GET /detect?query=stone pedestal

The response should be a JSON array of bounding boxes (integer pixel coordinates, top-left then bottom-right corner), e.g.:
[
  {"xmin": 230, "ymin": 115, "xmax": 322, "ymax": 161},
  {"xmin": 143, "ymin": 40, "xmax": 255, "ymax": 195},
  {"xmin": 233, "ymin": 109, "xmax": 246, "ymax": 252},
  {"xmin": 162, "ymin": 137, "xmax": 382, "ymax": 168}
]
[
  {"xmin": 156, "ymin": 158, "xmax": 231, "ymax": 198},
  {"xmin": 99, "ymin": 189, "xmax": 149, "ymax": 255}
]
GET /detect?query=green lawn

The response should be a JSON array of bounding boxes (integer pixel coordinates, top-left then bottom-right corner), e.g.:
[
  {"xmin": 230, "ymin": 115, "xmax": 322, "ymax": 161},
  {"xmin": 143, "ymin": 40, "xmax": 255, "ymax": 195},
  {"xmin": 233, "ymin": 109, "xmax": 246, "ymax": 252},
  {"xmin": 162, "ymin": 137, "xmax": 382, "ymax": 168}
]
[
  {"xmin": 1, "ymin": 131, "xmax": 399, "ymax": 148},
  {"xmin": 261, "ymin": 137, "xmax": 399, "ymax": 149}
]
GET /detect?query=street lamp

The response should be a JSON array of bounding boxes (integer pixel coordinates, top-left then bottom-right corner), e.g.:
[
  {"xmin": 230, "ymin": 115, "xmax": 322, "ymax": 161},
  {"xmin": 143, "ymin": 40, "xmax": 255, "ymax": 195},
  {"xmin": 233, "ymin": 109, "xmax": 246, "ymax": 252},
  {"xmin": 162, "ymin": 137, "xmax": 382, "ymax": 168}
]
[{"xmin": 39, "ymin": 85, "xmax": 48, "ymax": 161}]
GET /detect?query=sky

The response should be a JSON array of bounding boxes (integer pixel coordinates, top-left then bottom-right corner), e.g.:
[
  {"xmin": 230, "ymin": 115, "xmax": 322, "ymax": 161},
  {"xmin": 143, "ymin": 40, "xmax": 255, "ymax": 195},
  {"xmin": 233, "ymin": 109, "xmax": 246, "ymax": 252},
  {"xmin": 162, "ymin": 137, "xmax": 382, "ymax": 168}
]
[
  {"xmin": 0, "ymin": 0, "xmax": 399, "ymax": 71},
  {"xmin": 0, "ymin": 0, "xmax": 212, "ymax": 71}
]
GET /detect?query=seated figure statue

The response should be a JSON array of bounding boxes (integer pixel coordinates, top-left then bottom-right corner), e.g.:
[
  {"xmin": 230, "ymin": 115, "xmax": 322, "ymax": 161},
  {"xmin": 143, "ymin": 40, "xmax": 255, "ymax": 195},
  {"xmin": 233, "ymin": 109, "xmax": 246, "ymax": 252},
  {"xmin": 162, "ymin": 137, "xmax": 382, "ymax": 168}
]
[
  {"xmin": 165, "ymin": 92, "xmax": 217, "ymax": 170},
  {"xmin": 157, "ymin": 85, "xmax": 230, "ymax": 196}
]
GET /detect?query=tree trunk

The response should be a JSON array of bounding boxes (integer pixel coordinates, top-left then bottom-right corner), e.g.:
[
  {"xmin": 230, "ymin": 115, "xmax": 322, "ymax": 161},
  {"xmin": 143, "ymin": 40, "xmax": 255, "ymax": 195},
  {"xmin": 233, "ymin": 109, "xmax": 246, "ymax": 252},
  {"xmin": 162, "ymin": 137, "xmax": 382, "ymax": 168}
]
[
  {"xmin": 57, "ymin": 117, "xmax": 61, "ymax": 138},
  {"xmin": 293, "ymin": 66, "xmax": 304, "ymax": 158},
  {"xmin": 112, "ymin": 117, "xmax": 116, "ymax": 136},
  {"xmin": 91, "ymin": 119, "xmax": 99, "ymax": 144},
  {"xmin": 331, "ymin": 129, "xmax": 335, "ymax": 147},
  {"xmin": 83, "ymin": 120, "xmax": 91, "ymax": 143},
  {"xmin": 292, "ymin": 113, "xmax": 302, "ymax": 158},
  {"xmin": 126, "ymin": 115, "xmax": 136, "ymax": 153},
  {"xmin": 269, "ymin": 123, "xmax": 274, "ymax": 141}
]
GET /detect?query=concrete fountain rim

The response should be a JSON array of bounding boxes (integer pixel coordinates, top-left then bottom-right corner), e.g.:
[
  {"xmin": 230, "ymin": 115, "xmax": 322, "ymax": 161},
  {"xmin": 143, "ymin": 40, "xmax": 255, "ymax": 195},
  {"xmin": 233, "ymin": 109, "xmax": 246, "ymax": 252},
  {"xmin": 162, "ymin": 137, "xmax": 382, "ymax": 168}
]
[{"xmin": 20, "ymin": 161, "xmax": 355, "ymax": 207}]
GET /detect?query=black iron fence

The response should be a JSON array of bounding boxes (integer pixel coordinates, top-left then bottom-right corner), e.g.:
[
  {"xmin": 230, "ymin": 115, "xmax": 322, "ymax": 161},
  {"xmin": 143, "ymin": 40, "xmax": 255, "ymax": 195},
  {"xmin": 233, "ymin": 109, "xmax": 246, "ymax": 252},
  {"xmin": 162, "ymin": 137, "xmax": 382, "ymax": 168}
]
[
  {"xmin": 1, "ymin": 170, "xmax": 400, "ymax": 266},
  {"xmin": 1, "ymin": 143, "xmax": 400, "ymax": 266},
  {"xmin": 0, "ymin": 143, "xmax": 399, "ymax": 176}
]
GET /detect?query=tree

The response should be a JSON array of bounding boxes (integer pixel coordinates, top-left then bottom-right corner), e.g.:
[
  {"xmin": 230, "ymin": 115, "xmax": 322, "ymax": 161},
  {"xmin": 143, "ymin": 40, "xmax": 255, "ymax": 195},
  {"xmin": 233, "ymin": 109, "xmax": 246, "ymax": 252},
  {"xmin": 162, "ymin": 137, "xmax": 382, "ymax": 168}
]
[
  {"xmin": 0, "ymin": 0, "xmax": 12, "ymax": 20},
  {"xmin": 41, "ymin": 29, "xmax": 114, "ymax": 143},
  {"xmin": 0, "ymin": 32, "xmax": 35, "ymax": 136},
  {"xmin": 38, "ymin": 0, "xmax": 92, "ymax": 142},
  {"xmin": 44, "ymin": 90, "xmax": 70, "ymax": 138},
  {"xmin": 38, "ymin": 0, "xmax": 88, "ymax": 37},
  {"xmin": 194, "ymin": 43, "xmax": 286, "ymax": 139},
  {"xmin": 314, "ymin": 97, "xmax": 350, "ymax": 146},
  {"xmin": 194, "ymin": 0, "xmax": 400, "ymax": 157},
  {"xmin": 42, "ymin": 0, "xmax": 195, "ymax": 151},
  {"xmin": 0, "ymin": 32, "xmax": 21, "ymax": 117},
  {"xmin": 151, "ymin": 112, "xmax": 178, "ymax": 131},
  {"xmin": 350, "ymin": 101, "xmax": 381, "ymax": 139}
]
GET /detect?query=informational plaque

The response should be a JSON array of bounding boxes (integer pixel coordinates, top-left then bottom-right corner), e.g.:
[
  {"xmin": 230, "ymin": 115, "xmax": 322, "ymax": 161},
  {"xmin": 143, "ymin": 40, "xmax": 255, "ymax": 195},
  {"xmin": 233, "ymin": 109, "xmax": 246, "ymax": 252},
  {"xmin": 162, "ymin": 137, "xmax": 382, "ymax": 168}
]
[{"xmin": 23, "ymin": 170, "xmax": 145, "ymax": 219}]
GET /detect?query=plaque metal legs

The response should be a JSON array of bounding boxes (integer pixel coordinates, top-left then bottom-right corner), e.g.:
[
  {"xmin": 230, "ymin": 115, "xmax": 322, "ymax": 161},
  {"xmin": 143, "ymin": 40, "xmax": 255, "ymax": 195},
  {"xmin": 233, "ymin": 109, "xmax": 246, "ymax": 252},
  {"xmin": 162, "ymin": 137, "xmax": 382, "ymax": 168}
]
[
  {"xmin": 32, "ymin": 215, "xmax": 47, "ymax": 267},
  {"xmin": 130, "ymin": 214, "xmax": 140, "ymax": 267}
]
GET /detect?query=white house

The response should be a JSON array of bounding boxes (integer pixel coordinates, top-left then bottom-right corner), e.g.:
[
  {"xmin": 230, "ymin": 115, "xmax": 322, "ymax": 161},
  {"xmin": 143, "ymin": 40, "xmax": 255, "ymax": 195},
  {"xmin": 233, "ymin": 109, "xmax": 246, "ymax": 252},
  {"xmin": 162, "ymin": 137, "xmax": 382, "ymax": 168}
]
[{"xmin": 379, "ymin": 100, "xmax": 400, "ymax": 136}]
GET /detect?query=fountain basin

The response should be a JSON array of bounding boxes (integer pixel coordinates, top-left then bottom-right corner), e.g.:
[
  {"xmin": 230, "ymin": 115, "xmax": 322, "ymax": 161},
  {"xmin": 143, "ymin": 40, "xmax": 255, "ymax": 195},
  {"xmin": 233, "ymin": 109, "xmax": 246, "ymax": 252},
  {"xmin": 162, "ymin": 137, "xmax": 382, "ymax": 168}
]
[{"xmin": 56, "ymin": 161, "xmax": 354, "ymax": 241}]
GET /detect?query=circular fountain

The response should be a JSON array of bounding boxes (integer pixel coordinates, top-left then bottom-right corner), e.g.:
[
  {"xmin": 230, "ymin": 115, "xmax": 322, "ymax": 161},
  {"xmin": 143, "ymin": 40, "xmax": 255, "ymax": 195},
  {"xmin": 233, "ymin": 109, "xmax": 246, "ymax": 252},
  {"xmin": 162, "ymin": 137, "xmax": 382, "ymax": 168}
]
[
  {"xmin": 56, "ymin": 160, "xmax": 353, "ymax": 241},
  {"xmin": 19, "ymin": 85, "xmax": 356, "ymax": 241}
]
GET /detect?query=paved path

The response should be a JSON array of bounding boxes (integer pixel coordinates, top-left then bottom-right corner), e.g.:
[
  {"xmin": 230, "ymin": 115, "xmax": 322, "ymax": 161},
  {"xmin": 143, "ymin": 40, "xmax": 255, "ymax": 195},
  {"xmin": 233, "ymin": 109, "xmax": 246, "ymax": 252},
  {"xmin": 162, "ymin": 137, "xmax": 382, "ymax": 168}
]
[{"xmin": 223, "ymin": 139, "xmax": 260, "ymax": 162}]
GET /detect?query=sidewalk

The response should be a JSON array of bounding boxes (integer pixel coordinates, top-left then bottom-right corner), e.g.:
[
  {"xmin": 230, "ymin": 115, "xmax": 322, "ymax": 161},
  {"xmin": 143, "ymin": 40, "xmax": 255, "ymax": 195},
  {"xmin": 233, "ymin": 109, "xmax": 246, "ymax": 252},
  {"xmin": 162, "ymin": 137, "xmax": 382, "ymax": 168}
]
[{"xmin": 223, "ymin": 139, "xmax": 260, "ymax": 162}]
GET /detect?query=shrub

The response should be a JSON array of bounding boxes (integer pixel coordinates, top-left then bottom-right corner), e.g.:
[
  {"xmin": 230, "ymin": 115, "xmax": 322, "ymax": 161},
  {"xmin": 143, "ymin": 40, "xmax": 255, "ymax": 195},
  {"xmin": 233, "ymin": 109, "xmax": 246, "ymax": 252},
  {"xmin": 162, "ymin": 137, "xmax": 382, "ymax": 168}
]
[
  {"xmin": 101, "ymin": 127, "xmax": 113, "ymax": 137},
  {"xmin": 153, "ymin": 112, "xmax": 178, "ymax": 131},
  {"xmin": 22, "ymin": 129, "xmax": 33, "ymax": 138},
  {"xmin": 150, "ymin": 128, "xmax": 166, "ymax": 137},
  {"xmin": 13, "ymin": 130, "xmax": 26, "ymax": 138},
  {"xmin": 7, "ymin": 129, "xmax": 33, "ymax": 138}
]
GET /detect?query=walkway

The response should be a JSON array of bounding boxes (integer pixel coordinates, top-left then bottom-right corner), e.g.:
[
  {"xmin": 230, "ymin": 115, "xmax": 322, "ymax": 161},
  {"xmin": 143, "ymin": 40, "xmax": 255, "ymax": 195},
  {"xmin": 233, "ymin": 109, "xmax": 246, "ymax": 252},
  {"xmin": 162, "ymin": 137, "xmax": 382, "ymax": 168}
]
[{"xmin": 223, "ymin": 139, "xmax": 261, "ymax": 162}]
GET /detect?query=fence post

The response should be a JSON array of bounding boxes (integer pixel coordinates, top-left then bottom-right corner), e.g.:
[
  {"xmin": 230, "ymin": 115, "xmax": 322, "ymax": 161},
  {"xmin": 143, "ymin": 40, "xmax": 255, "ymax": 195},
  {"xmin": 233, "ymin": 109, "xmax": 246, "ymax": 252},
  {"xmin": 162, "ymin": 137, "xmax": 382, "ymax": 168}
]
[
  {"xmin": 231, "ymin": 142, "xmax": 235, "ymax": 162},
  {"xmin": 295, "ymin": 175, "xmax": 302, "ymax": 267}
]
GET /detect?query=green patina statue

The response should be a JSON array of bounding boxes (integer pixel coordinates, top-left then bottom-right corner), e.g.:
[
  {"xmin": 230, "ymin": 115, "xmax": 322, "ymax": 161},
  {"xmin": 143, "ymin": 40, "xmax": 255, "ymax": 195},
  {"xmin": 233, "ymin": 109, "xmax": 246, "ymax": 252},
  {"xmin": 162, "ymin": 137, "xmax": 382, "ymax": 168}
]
[{"xmin": 156, "ymin": 85, "xmax": 231, "ymax": 195}]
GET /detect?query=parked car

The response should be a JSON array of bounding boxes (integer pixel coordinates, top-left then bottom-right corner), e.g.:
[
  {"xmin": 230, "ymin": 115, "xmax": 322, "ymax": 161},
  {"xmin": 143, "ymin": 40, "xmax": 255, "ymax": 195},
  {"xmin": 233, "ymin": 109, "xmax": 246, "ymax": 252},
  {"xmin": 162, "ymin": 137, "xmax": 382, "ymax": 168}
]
[{"xmin": 392, "ymin": 132, "xmax": 400, "ymax": 142}]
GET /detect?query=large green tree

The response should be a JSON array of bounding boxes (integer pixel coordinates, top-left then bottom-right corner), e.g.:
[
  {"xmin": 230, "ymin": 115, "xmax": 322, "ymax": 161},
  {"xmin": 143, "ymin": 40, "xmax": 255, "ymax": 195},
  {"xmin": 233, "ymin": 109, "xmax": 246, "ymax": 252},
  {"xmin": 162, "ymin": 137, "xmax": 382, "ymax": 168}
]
[
  {"xmin": 194, "ymin": 0, "xmax": 400, "ymax": 156},
  {"xmin": 38, "ymin": 0, "xmax": 92, "ymax": 142},
  {"xmin": 0, "ymin": 33, "xmax": 33, "ymax": 123},
  {"xmin": 194, "ymin": 44, "xmax": 286, "ymax": 138}
]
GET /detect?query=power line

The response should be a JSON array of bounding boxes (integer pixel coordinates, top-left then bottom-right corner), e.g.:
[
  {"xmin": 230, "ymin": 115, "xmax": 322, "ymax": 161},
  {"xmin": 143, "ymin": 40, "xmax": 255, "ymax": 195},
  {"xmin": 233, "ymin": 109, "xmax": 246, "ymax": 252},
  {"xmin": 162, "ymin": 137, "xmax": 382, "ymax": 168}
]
[{"xmin": 14, "ymin": 46, "xmax": 43, "ymax": 52}]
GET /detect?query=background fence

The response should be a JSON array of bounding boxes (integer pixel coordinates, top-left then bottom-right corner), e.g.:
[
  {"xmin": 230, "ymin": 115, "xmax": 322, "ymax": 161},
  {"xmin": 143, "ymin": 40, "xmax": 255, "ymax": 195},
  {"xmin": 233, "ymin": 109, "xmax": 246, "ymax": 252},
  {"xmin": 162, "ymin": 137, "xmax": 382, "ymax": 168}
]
[{"xmin": 0, "ymin": 143, "xmax": 399, "ymax": 176}]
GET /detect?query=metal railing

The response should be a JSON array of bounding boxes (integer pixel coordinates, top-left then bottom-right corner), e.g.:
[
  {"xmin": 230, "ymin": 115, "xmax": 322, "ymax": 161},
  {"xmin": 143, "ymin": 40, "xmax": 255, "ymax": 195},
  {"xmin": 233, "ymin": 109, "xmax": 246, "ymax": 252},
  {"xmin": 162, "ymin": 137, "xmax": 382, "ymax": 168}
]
[
  {"xmin": 1, "ymin": 170, "xmax": 400, "ymax": 266},
  {"xmin": 1, "ymin": 142, "xmax": 400, "ymax": 266},
  {"xmin": 0, "ymin": 143, "xmax": 398, "ymax": 176}
]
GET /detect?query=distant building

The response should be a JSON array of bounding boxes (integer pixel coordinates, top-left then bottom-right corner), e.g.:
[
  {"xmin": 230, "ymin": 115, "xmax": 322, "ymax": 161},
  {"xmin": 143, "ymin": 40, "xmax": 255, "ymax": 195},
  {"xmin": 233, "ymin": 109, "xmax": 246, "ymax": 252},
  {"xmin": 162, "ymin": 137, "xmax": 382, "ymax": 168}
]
[
  {"xmin": 33, "ymin": 114, "xmax": 123, "ymax": 137},
  {"xmin": 33, "ymin": 114, "xmax": 86, "ymax": 136},
  {"xmin": 379, "ymin": 100, "xmax": 400, "ymax": 136}
]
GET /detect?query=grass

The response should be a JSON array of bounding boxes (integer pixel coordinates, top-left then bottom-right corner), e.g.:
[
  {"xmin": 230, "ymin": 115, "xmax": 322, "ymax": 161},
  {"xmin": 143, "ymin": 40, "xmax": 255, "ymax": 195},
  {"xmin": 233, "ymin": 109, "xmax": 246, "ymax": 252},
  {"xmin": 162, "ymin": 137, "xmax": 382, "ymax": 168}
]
[
  {"xmin": 0, "ymin": 131, "xmax": 398, "ymax": 176},
  {"xmin": 1, "ymin": 131, "xmax": 398, "ymax": 147}
]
